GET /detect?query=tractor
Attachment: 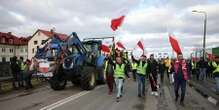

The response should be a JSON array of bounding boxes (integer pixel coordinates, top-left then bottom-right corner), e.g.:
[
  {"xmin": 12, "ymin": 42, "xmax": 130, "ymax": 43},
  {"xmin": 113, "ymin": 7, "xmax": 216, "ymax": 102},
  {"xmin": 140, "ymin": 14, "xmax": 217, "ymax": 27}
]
[{"xmin": 49, "ymin": 32, "xmax": 107, "ymax": 90}]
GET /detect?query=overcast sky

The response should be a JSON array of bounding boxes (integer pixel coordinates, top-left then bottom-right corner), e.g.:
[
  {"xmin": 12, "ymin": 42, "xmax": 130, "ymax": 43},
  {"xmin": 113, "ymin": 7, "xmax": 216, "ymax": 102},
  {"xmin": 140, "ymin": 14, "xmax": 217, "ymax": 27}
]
[{"xmin": 0, "ymin": 0, "xmax": 219, "ymax": 57}]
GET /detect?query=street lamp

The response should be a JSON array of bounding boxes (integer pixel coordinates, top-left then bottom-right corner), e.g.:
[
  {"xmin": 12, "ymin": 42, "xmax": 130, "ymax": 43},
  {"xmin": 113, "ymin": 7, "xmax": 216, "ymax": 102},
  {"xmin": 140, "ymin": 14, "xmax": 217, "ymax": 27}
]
[{"xmin": 192, "ymin": 10, "xmax": 207, "ymax": 60}]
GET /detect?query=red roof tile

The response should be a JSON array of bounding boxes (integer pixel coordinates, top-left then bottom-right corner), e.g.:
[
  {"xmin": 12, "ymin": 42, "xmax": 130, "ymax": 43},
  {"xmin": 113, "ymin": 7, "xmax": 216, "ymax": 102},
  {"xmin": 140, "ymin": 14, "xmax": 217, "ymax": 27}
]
[
  {"xmin": 37, "ymin": 29, "xmax": 68, "ymax": 41},
  {"xmin": 0, "ymin": 32, "xmax": 28, "ymax": 45}
]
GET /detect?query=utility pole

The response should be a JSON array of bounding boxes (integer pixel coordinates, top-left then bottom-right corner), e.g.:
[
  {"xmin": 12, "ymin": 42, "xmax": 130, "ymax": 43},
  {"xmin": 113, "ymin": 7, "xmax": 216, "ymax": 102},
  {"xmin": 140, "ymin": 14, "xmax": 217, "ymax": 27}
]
[{"xmin": 192, "ymin": 10, "xmax": 207, "ymax": 60}]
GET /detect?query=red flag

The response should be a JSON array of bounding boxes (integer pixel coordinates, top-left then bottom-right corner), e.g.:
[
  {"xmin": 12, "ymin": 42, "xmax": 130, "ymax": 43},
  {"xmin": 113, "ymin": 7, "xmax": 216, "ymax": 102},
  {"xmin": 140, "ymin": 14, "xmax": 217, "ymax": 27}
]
[
  {"xmin": 116, "ymin": 41, "xmax": 125, "ymax": 50},
  {"xmin": 101, "ymin": 44, "xmax": 110, "ymax": 53},
  {"xmin": 111, "ymin": 15, "xmax": 125, "ymax": 31},
  {"xmin": 169, "ymin": 34, "xmax": 182, "ymax": 55},
  {"xmin": 137, "ymin": 40, "xmax": 144, "ymax": 51},
  {"xmin": 207, "ymin": 53, "xmax": 215, "ymax": 60}
]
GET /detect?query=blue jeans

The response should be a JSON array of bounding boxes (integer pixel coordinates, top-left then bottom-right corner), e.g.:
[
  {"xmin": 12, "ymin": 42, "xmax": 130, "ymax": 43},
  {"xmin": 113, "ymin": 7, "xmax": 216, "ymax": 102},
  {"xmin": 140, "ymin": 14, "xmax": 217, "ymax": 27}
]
[
  {"xmin": 215, "ymin": 77, "xmax": 219, "ymax": 94},
  {"xmin": 115, "ymin": 78, "xmax": 124, "ymax": 98},
  {"xmin": 199, "ymin": 68, "xmax": 206, "ymax": 80},
  {"xmin": 136, "ymin": 73, "xmax": 146, "ymax": 96},
  {"xmin": 174, "ymin": 79, "xmax": 186, "ymax": 102}
]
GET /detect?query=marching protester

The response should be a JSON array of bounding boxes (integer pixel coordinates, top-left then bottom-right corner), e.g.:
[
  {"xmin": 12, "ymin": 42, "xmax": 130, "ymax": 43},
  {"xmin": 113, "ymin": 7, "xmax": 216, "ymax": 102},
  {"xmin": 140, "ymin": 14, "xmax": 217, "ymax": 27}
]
[
  {"xmin": 173, "ymin": 54, "xmax": 188, "ymax": 106},
  {"xmin": 207, "ymin": 59, "xmax": 214, "ymax": 79},
  {"xmin": 114, "ymin": 56, "xmax": 127, "ymax": 102},
  {"xmin": 212, "ymin": 56, "xmax": 219, "ymax": 95},
  {"xmin": 158, "ymin": 59, "xmax": 165, "ymax": 84},
  {"xmin": 186, "ymin": 59, "xmax": 192, "ymax": 80},
  {"xmin": 147, "ymin": 54, "xmax": 159, "ymax": 96},
  {"xmin": 164, "ymin": 57, "xmax": 171, "ymax": 80},
  {"xmin": 169, "ymin": 59, "xmax": 176, "ymax": 84},
  {"xmin": 104, "ymin": 54, "xmax": 114, "ymax": 95},
  {"xmin": 136, "ymin": 55, "xmax": 148, "ymax": 97},
  {"xmin": 192, "ymin": 60, "xmax": 197, "ymax": 80},
  {"xmin": 131, "ymin": 55, "xmax": 137, "ymax": 81},
  {"xmin": 197, "ymin": 57, "xmax": 208, "ymax": 81}
]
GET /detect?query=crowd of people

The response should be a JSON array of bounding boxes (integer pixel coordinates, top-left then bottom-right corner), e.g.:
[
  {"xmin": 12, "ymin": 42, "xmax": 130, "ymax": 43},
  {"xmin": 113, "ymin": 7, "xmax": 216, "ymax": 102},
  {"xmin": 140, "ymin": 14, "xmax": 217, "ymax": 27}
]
[
  {"xmin": 10, "ymin": 56, "xmax": 38, "ymax": 90},
  {"xmin": 7, "ymin": 48, "xmax": 219, "ymax": 106},
  {"xmin": 104, "ymin": 50, "xmax": 219, "ymax": 106}
]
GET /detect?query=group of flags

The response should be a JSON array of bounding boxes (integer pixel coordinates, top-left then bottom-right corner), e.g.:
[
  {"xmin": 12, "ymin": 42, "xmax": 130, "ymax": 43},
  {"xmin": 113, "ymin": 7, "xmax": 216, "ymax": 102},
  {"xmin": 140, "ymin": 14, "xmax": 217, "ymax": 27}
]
[{"xmin": 100, "ymin": 15, "xmax": 183, "ymax": 56}]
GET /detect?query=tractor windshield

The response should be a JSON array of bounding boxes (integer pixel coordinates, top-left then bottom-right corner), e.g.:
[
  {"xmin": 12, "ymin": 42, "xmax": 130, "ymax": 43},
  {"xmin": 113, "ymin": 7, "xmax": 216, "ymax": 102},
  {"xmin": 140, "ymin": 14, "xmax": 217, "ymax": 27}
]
[{"xmin": 68, "ymin": 45, "xmax": 81, "ymax": 55}]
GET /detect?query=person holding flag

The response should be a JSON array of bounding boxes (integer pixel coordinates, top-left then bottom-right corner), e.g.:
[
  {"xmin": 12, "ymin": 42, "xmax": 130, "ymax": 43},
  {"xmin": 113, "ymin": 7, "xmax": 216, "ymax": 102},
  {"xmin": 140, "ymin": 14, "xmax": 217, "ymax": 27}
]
[
  {"xmin": 114, "ymin": 56, "xmax": 127, "ymax": 102},
  {"xmin": 173, "ymin": 54, "xmax": 188, "ymax": 106}
]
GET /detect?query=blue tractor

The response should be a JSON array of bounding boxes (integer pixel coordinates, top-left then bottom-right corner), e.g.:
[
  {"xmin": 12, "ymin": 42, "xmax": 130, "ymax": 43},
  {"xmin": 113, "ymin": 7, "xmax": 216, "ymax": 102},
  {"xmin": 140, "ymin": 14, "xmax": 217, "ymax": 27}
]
[{"xmin": 49, "ymin": 32, "xmax": 106, "ymax": 90}]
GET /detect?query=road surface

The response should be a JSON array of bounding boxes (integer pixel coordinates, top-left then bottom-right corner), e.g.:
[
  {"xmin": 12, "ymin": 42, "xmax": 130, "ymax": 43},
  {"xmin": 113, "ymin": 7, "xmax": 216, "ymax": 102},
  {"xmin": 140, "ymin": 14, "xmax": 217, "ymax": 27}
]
[{"xmin": 0, "ymin": 77, "xmax": 218, "ymax": 110}]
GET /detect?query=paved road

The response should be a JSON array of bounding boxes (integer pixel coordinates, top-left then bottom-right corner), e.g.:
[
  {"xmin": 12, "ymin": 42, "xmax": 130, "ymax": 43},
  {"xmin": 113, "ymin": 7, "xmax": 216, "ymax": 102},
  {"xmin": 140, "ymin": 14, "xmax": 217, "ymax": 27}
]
[
  {"xmin": 0, "ymin": 83, "xmax": 82, "ymax": 110},
  {"xmin": 0, "ymin": 77, "xmax": 218, "ymax": 110}
]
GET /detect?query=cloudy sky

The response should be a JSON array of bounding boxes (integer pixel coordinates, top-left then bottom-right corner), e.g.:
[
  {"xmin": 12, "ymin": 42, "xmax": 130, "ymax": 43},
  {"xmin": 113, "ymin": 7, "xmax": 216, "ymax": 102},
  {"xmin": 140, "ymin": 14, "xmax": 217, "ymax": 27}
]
[{"xmin": 0, "ymin": 0, "xmax": 219, "ymax": 57}]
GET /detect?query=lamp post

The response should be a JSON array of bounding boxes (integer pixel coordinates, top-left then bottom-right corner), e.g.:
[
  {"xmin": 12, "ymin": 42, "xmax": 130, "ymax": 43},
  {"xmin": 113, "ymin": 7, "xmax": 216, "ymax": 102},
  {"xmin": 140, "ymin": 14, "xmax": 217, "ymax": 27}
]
[{"xmin": 192, "ymin": 10, "xmax": 207, "ymax": 60}]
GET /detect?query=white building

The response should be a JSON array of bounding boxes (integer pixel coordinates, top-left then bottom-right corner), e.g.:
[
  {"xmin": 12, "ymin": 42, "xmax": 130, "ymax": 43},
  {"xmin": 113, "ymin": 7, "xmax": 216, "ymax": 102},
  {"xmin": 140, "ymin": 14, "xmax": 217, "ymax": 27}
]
[
  {"xmin": 28, "ymin": 29, "xmax": 68, "ymax": 59},
  {"xmin": 0, "ymin": 32, "xmax": 28, "ymax": 62}
]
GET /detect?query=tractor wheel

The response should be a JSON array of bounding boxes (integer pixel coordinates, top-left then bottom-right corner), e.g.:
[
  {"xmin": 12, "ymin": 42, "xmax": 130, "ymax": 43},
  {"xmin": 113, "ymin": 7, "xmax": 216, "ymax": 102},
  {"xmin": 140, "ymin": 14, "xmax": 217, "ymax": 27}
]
[
  {"xmin": 80, "ymin": 67, "xmax": 96, "ymax": 90},
  {"xmin": 49, "ymin": 65, "xmax": 67, "ymax": 90},
  {"xmin": 49, "ymin": 75, "xmax": 67, "ymax": 90}
]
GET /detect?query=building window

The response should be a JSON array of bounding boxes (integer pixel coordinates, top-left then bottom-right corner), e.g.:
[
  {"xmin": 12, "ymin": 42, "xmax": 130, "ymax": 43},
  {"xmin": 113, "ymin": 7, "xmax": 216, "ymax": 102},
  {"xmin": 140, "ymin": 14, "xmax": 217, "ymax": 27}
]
[
  {"xmin": 10, "ymin": 48, "xmax": 13, "ymax": 53},
  {"xmin": 20, "ymin": 49, "xmax": 24, "ymax": 53},
  {"xmin": 34, "ymin": 41, "xmax": 38, "ymax": 45},
  {"xmin": 9, "ymin": 39, "xmax": 13, "ymax": 44},
  {"xmin": 2, "ymin": 38, "xmax": 5, "ymax": 43},
  {"xmin": 41, "ymin": 40, "xmax": 46, "ymax": 45},
  {"xmin": 25, "ymin": 49, "xmax": 28, "ymax": 52},
  {"xmin": 32, "ymin": 48, "xmax": 35, "ymax": 53},
  {"xmin": 2, "ymin": 48, "xmax": 5, "ymax": 52},
  {"xmin": 2, "ymin": 57, "xmax": 6, "ymax": 62}
]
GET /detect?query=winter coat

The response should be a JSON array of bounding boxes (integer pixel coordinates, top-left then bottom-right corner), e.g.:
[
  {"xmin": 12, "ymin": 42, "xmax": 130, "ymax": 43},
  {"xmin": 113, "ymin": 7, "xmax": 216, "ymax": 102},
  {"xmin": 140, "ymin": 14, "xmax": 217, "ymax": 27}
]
[{"xmin": 174, "ymin": 59, "xmax": 188, "ymax": 80}]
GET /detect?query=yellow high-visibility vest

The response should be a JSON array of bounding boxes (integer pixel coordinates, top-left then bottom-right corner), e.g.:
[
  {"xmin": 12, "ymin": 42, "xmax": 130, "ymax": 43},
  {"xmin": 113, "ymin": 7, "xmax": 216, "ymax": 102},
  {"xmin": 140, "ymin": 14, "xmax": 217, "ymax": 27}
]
[
  {"xmin": 137, "ymin": 61, "xmax": 148, "ymax": 75},
  {"xmin": 212, "ymin": 62, "xmax": 219, "ymax": 74},
  {"xmin": 114, "ymin": 64, "xmax": 125, "ymax": 78}
]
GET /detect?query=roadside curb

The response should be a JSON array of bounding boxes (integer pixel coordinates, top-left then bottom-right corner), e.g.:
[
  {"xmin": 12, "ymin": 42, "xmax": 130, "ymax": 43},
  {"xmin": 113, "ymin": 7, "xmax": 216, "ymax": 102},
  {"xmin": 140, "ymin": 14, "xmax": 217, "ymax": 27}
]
[{"xmin": 188, "ymin": 81, "xmax": 219, "ymax": 106}]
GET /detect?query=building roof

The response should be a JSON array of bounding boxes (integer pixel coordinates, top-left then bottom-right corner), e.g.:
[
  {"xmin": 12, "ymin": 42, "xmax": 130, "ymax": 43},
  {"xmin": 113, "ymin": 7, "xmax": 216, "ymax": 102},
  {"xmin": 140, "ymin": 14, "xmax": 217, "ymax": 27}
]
[
  {"xmin": 0, "ymin": 32, "xmax": 28, "ymax": 45},
  {"xmin": 32, "ymin": 29, "xmax": 69, "ymax": 41}
]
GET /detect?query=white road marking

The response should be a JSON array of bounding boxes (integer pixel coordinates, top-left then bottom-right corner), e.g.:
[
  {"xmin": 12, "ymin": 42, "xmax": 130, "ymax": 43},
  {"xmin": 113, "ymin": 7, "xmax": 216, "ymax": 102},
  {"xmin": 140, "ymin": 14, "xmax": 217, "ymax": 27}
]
[
  {"xmin": 39, "ymin": 91, "xmax": 90, "ymax": 110},
  {"xmin": 207, "ymin": 96, "xmax": 218, "ymax": 105},
  {"xmin": 39, "ymin": 85, "xmax": 105, "ymax": 110}
]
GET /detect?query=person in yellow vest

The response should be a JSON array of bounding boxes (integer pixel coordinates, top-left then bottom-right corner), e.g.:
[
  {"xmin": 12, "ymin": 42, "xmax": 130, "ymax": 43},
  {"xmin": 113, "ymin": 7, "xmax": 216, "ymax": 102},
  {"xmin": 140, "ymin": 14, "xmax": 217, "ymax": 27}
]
[
  {"xmin": 131, "ymin": 55, "xmax": 138, "ymax": 81},
  {"xmin": 114, "ymin": 57, "xmax": 126, "ymax": 102},
  {"xmin": 136, "ymin": 55, "xmax": 148, "ymax": 97},
  {"xmin": 164, "ymin": 57, "xmax": 171, "ymax": 79},
  {"xmin": 212, "ymin": 56, "xmax": 219, "ymax": 95}
]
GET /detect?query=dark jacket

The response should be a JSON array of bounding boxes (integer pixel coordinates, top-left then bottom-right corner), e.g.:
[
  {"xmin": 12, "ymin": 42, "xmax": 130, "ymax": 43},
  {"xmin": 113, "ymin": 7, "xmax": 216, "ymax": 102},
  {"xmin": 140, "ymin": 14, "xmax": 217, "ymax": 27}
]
[
  {"xmin": 159, "ymin": 63, "xmax": 165, "ymax": 74},
  {"xmin": 147, "ymin": 59, "xmax": 158, "ymax": 74},
  {"xmin": 197, "ymin": 60, "xmax": 208, "ymax": 68}
]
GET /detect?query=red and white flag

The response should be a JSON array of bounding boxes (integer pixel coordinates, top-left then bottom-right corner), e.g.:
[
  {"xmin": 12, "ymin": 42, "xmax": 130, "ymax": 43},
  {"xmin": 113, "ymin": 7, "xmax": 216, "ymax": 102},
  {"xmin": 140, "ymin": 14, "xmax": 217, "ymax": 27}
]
[
  {"xmin": 115, "ymin": 41, "xmax": 125, "ymax": 51},
  {"xmin": 169, "ymin": 34, "xmax": 182, "ymax": 55},
  {"xmin": 101, "ymin": 40, "xmax": 112, "ymax": 54},
  {"xmin": 101, "ymin": 44, "xmax": 110, "ymax": 53},
  {"xmin": 111, "ymin": 15, "xmax": 125, "ymax": 31},
  {"xmin": 137, "ymin": 40, "xmax": 144, "ymax": 52}
]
